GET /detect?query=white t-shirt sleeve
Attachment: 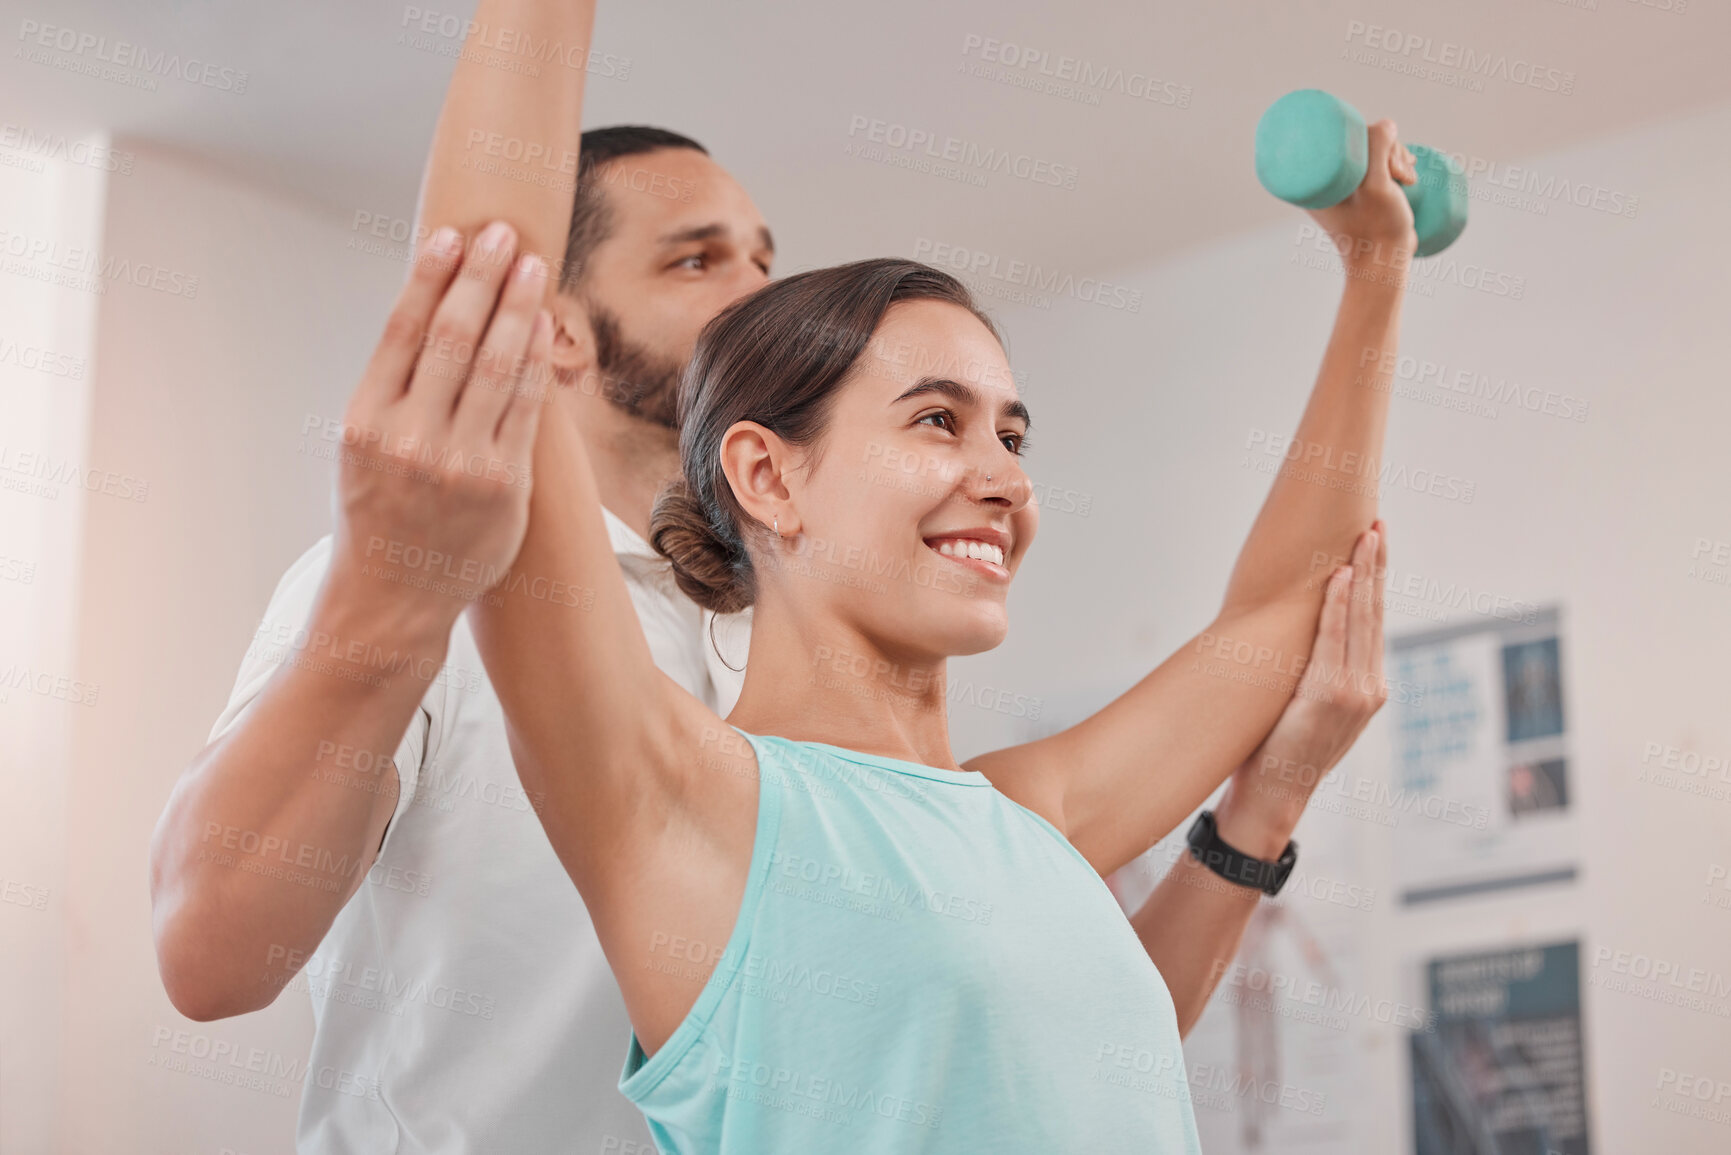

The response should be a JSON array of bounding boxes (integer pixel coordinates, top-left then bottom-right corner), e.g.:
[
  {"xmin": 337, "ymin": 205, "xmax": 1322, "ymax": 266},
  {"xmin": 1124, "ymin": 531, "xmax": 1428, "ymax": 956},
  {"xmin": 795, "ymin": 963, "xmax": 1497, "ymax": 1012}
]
[{"xmin": 206, "ymin": 536, "xmax": 432, "ymax": 851}]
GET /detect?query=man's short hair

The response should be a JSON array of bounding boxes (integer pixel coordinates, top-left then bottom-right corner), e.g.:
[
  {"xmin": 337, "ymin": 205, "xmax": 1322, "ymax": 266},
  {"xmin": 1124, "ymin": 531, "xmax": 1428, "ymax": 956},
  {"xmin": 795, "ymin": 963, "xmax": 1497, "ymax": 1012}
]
[{"xmin": 560, "ymin": 126, "xmax": 708, "ymax": 293}]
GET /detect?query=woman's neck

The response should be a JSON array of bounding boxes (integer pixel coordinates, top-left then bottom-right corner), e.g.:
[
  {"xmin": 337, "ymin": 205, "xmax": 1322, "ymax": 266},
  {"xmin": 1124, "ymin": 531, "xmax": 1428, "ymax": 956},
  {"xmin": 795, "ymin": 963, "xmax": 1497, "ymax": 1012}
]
[{"xmin": 724, "ymin": 603, "xmax": 964, "ymax": 773}]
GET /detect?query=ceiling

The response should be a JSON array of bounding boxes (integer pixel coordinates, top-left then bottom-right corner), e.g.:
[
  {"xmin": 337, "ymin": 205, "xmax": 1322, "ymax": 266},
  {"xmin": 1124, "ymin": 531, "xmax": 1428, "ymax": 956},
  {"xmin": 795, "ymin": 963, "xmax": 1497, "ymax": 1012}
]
[{"xmin": 2, "ymin": 0, "xmax": 1726, "ymax": 278}]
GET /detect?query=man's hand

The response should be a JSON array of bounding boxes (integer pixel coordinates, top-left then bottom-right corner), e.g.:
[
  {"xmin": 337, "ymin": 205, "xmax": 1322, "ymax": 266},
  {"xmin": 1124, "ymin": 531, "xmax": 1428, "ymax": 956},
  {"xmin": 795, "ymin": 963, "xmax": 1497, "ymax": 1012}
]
[
  {"xmin": 1306, "ymin": 120, "xmax": 1419, "ymax": 276},
  {"xmin": 330, "ymin": 222, "xmax": 555, "ymax": 619},
  {"xmin": 1213, "ymin": 521, "xmax": 1389, "ymax": 855},
  {"xmin": 1128, "ymin": 523, "xmax": 1389, "ymax": 1035}
]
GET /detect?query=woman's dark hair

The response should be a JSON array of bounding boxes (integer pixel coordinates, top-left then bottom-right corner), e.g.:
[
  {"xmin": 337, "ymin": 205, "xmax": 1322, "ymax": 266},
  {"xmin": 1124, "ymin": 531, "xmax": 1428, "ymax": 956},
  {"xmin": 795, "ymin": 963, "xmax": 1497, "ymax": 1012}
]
[{"xmin": 649, "ymin": 258, "xmax": 1001, "ymax": 615}]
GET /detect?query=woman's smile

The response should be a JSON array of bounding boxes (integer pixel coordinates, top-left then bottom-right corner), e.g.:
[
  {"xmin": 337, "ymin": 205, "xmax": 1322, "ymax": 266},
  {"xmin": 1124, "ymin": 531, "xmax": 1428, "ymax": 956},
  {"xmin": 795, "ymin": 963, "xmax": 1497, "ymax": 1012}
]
[{"xmin": 922, "ymin": 527, "xmax": 1011, "ymax": 580}]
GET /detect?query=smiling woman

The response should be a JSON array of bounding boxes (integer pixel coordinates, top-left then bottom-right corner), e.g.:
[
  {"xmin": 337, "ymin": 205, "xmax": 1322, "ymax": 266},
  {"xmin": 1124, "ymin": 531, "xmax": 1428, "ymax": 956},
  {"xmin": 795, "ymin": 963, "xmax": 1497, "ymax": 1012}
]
[
  {"xmin": 476, "ymin": 254, "xmax": 1222, "ymax": 1151},
  {"xmin": 649, "ymin": 259, "xmax": 1013, "ymax": 619}
]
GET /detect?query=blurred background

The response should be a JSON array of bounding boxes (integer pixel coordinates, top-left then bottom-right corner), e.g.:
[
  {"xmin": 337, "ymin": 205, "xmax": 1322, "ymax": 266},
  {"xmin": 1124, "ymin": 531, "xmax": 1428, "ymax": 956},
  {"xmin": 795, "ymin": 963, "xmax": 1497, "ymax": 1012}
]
[{"xmin": 2, "ymin": 0, "xmax": 1728, "ymax": 1151}]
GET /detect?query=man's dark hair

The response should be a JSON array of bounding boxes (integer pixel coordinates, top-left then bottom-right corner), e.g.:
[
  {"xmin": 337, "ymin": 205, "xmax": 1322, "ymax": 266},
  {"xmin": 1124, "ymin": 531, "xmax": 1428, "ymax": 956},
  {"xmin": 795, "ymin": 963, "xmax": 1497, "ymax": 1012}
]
[{"xmin": 560, "ymin": 126, "xmax": 708, "ymax": 293}]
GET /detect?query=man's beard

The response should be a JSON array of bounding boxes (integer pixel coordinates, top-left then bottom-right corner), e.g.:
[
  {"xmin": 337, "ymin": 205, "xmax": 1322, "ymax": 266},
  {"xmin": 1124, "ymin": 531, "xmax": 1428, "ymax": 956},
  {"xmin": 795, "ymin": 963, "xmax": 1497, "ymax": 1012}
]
[{"xmin": 585, "ymin": 302, "xmax": 686, "ymax": 431}]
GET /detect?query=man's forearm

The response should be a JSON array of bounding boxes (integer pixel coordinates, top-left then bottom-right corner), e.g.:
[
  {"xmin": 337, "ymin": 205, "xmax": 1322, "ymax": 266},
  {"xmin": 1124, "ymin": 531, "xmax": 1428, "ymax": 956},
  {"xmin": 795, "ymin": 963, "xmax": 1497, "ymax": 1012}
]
[
  {"xmin": 148, "ymin": 571, "xmax": 451, "ymax": 1020},
  {"xmin": 148, "ymin": 0, "xmax": 595, "ymax": 1024},
  {"xmin": 1130, "ymin": 774, "xmax": 1304, "ymax": 1037},
  {"xmin": 1222, "ymin": 276, "xmax": 1402, "ymax": 615}
]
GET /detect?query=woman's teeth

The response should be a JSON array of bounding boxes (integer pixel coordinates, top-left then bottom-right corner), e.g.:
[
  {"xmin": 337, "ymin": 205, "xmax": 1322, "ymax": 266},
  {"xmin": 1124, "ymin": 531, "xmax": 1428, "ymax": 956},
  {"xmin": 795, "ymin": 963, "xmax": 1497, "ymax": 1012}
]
[{"xmin": 935, "ymin": 540, "xmax": 1004, "ymax": 566}]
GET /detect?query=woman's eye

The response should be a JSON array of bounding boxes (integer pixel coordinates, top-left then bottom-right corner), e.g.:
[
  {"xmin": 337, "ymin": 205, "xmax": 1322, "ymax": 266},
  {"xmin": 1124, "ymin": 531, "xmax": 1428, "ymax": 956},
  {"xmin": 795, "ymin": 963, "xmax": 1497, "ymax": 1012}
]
[
  {"xmin": 1002, "ymin": 433, "xmax": 1027, "ymax": 455},
  {"xmin": 675, "ymin": 254, "xmax": 706, "ymax": 270},
  {"xmin": 917, "ymin": 409, "xmax": 956, "ymax": 432}
]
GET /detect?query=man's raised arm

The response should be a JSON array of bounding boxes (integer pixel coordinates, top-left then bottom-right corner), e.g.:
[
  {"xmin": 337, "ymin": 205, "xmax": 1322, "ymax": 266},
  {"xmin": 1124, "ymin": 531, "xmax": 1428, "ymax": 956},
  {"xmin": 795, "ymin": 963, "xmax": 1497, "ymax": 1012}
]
[{"xmin": 147, "ymin": 1, "xmax": 593, "ymax": 1021}]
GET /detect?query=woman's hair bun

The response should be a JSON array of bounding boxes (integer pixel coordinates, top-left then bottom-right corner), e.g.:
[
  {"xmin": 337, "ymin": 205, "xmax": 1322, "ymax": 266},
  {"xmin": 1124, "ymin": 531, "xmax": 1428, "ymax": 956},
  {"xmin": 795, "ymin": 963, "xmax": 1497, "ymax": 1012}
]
[{"xmin": 649, "ymin": 475, "xmax": 754, "ymax": 615}]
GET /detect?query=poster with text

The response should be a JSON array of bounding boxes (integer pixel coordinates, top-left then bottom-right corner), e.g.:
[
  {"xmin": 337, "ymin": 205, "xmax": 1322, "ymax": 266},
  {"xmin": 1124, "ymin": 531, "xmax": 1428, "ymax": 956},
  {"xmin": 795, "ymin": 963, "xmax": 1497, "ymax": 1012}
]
[
  {"xmin": 1388, "ymin": 608, "xmax": 1575, "ymax": 905},
  {"xmin": 1411, "ymin": 941, "xmax": 1590, "ymax": 1155}
]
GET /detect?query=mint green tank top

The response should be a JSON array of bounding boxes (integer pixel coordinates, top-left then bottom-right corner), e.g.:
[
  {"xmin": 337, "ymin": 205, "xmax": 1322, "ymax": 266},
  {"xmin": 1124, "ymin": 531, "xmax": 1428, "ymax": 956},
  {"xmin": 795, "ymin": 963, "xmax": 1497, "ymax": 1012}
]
[{"xmin": 619, "ymin": 727, "xmax": 1203, "ymax": 1153}]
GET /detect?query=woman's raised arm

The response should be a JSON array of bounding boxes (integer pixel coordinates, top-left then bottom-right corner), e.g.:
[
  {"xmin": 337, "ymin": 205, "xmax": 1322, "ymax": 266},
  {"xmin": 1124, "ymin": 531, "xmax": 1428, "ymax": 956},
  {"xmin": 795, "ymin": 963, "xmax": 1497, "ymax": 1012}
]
[
  {"xmin": 970, "ymin": 120, "xmax": 1418, "ymax": 877},
  {"xmin": 414, "ymin": 4, "xmax": 760, "ymax": 1054},
  {"xmin": 415, "ymin": 0, "xmax": 592, "ymax": 263}
]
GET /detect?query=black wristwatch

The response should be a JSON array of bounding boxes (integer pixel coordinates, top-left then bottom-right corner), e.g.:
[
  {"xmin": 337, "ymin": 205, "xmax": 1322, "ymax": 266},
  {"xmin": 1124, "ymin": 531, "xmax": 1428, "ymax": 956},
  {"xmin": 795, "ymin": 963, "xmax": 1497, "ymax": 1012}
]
[{"xmin": 1185, "ymin": 810, "xmax": 1297, "ymax": 897}]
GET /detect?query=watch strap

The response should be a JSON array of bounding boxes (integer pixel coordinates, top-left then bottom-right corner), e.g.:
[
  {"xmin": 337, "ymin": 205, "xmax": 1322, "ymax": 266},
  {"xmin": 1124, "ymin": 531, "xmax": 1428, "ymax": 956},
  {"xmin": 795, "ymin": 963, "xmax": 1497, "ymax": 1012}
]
[{"xmin": 1185, "ymin": 809, "xmax": 1297, "ymax": 896}]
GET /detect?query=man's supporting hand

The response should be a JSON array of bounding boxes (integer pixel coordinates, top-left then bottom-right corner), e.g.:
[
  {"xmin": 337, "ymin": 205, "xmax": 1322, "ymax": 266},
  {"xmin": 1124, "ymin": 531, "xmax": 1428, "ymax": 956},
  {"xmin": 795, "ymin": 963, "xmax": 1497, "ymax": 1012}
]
[
  {"xmin": 1212, "ymin": 521, "xmax": 1389, "ymax": 858},
  {"xmin": 1132, "ymin": 523, "xmax": 1389, "ymax": 1037},
  {"xmin": 330, "ymin": 221, "xmax": 553, "ymax": 623}
]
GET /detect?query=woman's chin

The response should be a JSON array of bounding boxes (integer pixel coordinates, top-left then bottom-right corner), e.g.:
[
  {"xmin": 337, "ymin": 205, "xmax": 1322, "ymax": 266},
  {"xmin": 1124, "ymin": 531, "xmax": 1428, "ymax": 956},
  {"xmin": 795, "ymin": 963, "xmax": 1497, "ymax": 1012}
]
[{"xmin": 935, "ymin": 609, "xmax": 1010, "ymax": 658}]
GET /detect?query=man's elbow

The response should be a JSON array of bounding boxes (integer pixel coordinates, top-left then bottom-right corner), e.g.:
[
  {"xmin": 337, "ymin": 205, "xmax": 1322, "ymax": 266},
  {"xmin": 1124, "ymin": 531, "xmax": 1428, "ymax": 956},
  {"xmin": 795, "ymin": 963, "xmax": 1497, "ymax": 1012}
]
[
  {"xmin": 164, "ymin": 981, "xmax": 264, "ymax": 1024},
  {"xmin": 151, "ymin": 898, "xmax": 279, "ymax": 1022},
  {"xmin": 156, "ymin": 935, "xmax": 279, "ymax": 1022}
]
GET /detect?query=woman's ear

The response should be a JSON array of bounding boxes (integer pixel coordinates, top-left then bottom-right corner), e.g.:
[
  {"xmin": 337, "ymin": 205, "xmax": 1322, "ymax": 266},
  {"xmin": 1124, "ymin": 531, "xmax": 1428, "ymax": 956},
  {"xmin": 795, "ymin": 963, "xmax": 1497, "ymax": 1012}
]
[{"xmin": 721, "ymin": 421, "xmax": 798, "ymax": 537}]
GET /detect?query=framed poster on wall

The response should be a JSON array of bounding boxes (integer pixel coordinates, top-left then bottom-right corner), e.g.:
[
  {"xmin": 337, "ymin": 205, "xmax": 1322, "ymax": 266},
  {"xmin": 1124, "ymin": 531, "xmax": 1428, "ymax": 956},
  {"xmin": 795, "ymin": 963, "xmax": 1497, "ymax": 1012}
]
[
  {"xmin": 1411, "ymin": 940, "xmax": 1591, "ymax": 1155},
  {"xmin": 1387, "ymin": 607, "xmax": 1575, "ymax": 906}
]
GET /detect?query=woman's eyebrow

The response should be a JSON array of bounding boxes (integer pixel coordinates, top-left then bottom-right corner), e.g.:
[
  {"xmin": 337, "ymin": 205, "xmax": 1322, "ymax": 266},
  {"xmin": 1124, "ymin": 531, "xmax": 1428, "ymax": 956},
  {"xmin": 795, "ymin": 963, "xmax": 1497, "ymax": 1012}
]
[{"xmin": 894, "ymin": 376, "xmax": 1032, "ymax": 428}]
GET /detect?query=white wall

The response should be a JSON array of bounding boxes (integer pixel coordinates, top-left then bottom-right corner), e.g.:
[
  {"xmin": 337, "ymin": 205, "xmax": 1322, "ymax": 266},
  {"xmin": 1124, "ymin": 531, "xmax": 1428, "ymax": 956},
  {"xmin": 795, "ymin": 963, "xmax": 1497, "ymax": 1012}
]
[
  {"xmin": 947, "ymin": 95, "xmax": 1731, "ymax": 1152},
  {"xmin": 0, "ymin": 132, "xmax": 105, "ymax": 1155},
  {"xmin": 0, "ymin": 138, "xmax": 403, "ymax": 1154}
]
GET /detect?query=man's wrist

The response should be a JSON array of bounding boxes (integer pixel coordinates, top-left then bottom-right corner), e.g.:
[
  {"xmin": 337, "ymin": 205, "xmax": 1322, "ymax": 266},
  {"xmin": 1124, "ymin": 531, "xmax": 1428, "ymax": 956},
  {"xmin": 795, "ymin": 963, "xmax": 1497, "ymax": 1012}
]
[{"xmin": 316, "ymin": 555, "xmax": 460, "ymax": 670}]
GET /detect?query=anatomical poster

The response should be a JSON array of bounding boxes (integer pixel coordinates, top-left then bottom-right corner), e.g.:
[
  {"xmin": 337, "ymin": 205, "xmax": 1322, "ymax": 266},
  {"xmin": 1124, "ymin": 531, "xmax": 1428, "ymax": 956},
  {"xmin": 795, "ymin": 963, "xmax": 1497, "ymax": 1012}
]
[{"xmin": 1387, "ymin": 608, "xmax": 1575, "ymax": 905}]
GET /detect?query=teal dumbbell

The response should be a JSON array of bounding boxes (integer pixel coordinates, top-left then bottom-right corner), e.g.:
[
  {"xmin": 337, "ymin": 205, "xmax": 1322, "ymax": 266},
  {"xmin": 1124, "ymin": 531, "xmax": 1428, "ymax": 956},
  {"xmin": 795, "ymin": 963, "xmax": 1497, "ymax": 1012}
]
[{"xmin": 1254, "ymin": 89, "xmax": 1467, "ymax": 257}]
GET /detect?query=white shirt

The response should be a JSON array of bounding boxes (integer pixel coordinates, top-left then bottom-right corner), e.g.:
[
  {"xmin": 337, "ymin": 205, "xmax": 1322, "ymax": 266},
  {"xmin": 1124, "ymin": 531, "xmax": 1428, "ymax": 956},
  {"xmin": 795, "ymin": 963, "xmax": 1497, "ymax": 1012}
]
[{"xmin": 209, "ymin": 508, "xmax": 752, "ymax": 1154}]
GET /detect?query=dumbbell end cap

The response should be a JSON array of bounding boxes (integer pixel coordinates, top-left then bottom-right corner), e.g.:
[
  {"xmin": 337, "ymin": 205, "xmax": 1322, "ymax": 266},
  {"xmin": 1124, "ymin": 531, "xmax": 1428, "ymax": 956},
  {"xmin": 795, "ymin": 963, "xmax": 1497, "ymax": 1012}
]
[
  {"xmin": 1254, "ymin": 89, "xmax": 1368, "ymax": 209},
  {"xmin": 1406, "ymin": 144, "xmax": 1470, "ymax": 256}
]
